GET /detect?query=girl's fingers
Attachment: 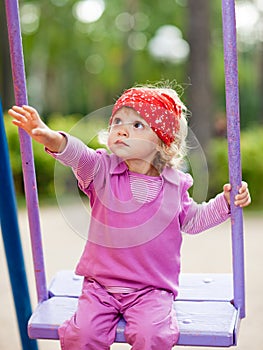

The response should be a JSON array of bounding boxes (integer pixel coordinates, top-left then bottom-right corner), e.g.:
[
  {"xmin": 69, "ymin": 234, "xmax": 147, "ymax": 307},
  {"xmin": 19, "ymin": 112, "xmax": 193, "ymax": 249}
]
[
  {"xmin": 22, "ymin": 105, "xmax": 37, "ymax": 113},
  {"xmin": 235, "ymin": 196, "xmax": 248, "ymax": 205},
  {"xmin": 12, "ymin": 119, "xmax": 22, "ymax": 127},
  {"xmin": 9, "ymin": 105, "xmax": 37, "ymax": 122},
  {"xmin": 10, "ymin": 105, "xmax": 26, "ymax": 115},
  {"xmin": 238, "ymin": 181, "xmax": 248, "ymax": 194},
  {"xmin": 8, "ymin": 109, "xmax": 28, "ymax": 123},
  {"xmin": 22, "ymin": 105, "xmax": 39, "ymax": 119},
  {"xmin": 223, "ymin": 183, "xmax": 231, "ymax": 193},
  {"xmin": 235, "ymin": 188, "xmax": 251, "ymax": 207},
  {"xmin": 224, "ymin": 181, "xmax": 251, "ymax": 208}
]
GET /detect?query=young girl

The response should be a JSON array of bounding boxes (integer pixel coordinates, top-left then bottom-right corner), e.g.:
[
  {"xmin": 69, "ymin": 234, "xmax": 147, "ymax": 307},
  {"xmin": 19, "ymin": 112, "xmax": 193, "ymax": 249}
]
[{"xmin": 8, "ymin": 86, "xmax": 251, "ymax": 350}]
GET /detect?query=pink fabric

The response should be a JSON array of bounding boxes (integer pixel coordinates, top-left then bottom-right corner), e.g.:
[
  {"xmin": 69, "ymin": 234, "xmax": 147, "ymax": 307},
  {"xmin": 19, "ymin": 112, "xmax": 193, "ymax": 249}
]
[
  {"xmin": 47, "ymin": 134, "xmax": 230, "ymax": 349},
  {"xmin": 58, "ymin": 279, "xmax": 179, "ymax": 350},
  {"xmin": 110, "ymin": 88, "xmax": 182, "ymax": 146},
  {"xmin": 128, "ymin": 172, "xmax": 162, "ymax": 203},
  {"xmin": 47, "ymin": 134, "xmax": 230, "ymax": 298}
]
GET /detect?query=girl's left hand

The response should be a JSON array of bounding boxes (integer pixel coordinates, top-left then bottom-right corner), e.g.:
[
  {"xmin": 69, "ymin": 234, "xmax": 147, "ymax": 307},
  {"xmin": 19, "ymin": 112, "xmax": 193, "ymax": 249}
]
[{"xmin": 223, "ymin": 181, "xmax": 251, "ymax": 208}]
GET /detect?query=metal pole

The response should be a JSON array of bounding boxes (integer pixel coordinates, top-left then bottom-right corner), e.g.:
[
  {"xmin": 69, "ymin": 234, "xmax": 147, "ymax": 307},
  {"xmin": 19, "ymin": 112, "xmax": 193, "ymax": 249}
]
[
  {"xmin": 0, "ymin": 102, "xmax": 38, "ymax": 350},
  {"xmin": 4, "ymin": 0, "xmax": 48, "ymax": 303},
  {"xmin": 222, "ymin": 0, "xmax": 246, "ymax": 318}
]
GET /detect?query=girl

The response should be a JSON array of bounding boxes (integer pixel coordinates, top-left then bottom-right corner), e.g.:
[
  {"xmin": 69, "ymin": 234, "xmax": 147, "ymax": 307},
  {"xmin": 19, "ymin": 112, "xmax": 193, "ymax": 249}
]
[{"xmin": 8, "ymin": 86, "xmax": 251, "ymax": 350}]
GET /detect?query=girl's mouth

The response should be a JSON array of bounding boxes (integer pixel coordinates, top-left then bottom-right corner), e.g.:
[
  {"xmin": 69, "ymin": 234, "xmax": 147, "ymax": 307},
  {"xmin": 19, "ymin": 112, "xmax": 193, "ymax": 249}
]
[{"xmin": 115, "ymin": 139, "xmax": 129, "ymax": 146}]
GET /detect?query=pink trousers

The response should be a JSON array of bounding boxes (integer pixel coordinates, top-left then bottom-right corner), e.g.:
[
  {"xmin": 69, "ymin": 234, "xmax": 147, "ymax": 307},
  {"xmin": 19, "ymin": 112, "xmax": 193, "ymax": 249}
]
[{"xmin": 58, "ymin": 279, "xmax": 179, "ymax": 350}]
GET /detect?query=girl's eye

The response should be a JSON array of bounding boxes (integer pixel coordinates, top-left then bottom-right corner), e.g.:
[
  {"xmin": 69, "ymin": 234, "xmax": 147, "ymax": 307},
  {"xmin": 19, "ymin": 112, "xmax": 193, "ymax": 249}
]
[
  {"xmin": 113, "ymin": 118, "xmax": 122, "ymax": 125},
  {"xmin": 133, "ymin": 121, "xmax": 145, "ymax": 129}
]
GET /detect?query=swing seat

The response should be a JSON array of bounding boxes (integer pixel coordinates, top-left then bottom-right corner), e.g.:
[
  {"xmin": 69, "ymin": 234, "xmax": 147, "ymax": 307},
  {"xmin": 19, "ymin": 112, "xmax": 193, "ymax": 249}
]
[{"xmin": 28, "ymin": 271, "xmax": 240, "ymax": 347}]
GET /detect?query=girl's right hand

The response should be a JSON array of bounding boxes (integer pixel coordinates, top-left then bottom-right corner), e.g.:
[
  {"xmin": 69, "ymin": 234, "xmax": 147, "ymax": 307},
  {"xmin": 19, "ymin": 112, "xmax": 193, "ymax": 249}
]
[{"xmin": 8, "ymin": 105, "xmax": 66, "ymax": 152}]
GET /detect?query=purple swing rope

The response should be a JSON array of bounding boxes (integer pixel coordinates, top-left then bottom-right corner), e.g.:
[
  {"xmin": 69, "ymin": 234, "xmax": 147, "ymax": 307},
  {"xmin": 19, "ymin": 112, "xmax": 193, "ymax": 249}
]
[
  {"xmin": 222, "ymin": 0, "xmax": 245, "ymax": 318},
  {"xmin": 5, "ymin": 0, "xmax": 48, "ymax": 303}
]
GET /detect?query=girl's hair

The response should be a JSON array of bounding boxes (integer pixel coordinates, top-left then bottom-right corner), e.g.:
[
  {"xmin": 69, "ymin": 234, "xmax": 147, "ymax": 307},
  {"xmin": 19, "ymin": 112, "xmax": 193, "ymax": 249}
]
[
  {"xmin": 152, "ymin": 86, "xmax": 188, "ymax": 172},
  {"xmin": 154, "ymin": 112, "xmax": 188, "ymax": 172},
  {"xmin": 99, "ymin": 82, "xmax": 189, "ymax": 173}
]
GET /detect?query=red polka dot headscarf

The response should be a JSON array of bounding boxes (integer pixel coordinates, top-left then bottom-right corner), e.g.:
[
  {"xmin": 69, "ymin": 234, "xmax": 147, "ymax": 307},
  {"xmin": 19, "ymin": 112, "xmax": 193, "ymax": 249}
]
[{"xmin": 110, "ymin": 88, "xmax": 183, "ymax": 146}]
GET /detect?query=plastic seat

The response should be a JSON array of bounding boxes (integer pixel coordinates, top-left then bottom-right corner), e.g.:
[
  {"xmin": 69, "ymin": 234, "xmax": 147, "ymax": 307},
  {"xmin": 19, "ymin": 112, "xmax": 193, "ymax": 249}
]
[{"xmin": 28, "ymin": 271, "xmax": 239, "ymax": 347}]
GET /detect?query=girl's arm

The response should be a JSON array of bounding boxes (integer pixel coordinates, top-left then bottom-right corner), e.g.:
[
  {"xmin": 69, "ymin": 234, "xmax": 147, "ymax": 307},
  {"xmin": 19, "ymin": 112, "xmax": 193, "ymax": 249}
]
[
  {"xmin": 181, "ymin": 182, "xmax": 251, "ymax": 234},
  {"xmin": 8, "ymin": 105, "xmax": 67, "ymax": 153},
  {"xmin": 46, "ymin": 133, "xmax": 101, "ymax": 191},
  {"xmin": 8, "ymin": 105, "xmax": 102, "ymax": 191}
]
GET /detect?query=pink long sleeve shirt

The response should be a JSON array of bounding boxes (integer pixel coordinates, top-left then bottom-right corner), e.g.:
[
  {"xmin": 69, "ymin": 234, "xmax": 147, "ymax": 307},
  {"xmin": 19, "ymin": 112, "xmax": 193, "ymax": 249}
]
[{"xmin": 48, "ymin": 134, "xmax": 230, "ymax": 298}]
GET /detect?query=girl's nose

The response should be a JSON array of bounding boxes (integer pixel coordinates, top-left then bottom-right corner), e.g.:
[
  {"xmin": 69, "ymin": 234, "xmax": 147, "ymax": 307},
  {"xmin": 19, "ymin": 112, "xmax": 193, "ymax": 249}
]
[{"xmin": 117, "ymin": 125, "xmax": 129, "ymax": 137}]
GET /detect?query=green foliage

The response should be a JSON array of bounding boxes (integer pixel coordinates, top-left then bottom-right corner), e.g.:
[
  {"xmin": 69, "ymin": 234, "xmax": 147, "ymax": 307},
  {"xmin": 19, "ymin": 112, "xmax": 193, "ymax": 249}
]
[
  {"xmin": 20, "ymin": 0, "xmax": 191, "ymax": 116},
  {"xmin": 208, "ymin": 127, "xmax": 263, "ymax": 209},
  {"xmin": 208, "ymin": 137, "xmax": 228, "ymax": 197},
  {"xmin": 240, "ymin": 127, "xmax": 263, "ymax": 207}
]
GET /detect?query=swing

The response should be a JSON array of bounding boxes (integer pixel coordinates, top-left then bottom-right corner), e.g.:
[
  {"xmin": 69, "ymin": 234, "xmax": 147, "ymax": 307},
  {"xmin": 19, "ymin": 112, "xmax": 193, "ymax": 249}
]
[{"xmin": 5, "ymin": 0, "xmax": 245, "ymax": 347}]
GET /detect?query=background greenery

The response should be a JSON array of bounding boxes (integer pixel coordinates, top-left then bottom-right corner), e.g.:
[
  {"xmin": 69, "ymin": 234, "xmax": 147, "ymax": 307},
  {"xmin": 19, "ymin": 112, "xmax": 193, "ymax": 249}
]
[{"xmin": 1, "ymin": 0, "xmax": 263, "ymax": 209}]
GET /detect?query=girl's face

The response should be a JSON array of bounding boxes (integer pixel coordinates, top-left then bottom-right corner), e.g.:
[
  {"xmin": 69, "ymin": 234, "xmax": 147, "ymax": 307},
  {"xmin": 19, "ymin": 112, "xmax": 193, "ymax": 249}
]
[{"xmin": 108, "ymin": 107, "xmax": 160, "ymax": 174}]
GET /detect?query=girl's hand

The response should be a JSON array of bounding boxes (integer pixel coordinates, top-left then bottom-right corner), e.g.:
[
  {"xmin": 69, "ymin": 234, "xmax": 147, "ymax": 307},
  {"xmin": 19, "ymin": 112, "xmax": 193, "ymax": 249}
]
[
  {"xmin": 8, "ymin": 105, "xmax": 66, "ymax": 153},
  {"xmin": 223, "ymin": 181, "xmax": 251, "ymax": 208}
]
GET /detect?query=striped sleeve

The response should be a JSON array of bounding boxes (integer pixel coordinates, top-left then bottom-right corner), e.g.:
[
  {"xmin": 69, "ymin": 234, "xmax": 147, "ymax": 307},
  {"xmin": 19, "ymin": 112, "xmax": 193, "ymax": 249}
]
[
  {"xmin": 181, "ymin": 192, "xmax": 231, "ymax": 235},
  {"xmin": 45, "ymin": 133, "xmax": 102, "ymax": 190}
]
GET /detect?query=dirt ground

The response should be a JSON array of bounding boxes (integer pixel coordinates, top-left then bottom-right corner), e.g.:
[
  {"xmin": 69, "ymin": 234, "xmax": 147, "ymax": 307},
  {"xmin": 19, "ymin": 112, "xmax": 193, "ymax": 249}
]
[{"xmin": 0, "ymin": 204, "xmax": 262, "ymax": 350}]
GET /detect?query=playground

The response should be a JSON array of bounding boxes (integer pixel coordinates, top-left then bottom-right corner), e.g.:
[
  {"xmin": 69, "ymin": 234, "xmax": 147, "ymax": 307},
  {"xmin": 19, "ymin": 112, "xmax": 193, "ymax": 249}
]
[
  {"xmin": 0, "ymin": 205, "xmax": 262, "ymax": 349},
  {"xmin": 0, "ymin": 0, "xmax": 261, "ymax": 349}
]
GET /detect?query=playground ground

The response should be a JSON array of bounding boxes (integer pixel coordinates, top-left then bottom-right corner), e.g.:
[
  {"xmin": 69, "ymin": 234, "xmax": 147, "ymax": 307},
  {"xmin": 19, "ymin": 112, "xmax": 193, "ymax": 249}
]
[{"xmin": 0, "ymin": 204, "xmax": 262, "ymax": 350}]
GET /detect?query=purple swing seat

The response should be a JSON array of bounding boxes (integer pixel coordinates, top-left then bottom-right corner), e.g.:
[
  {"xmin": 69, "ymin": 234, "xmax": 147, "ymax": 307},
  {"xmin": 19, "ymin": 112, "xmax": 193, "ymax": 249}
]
[{"xmin": 28, "ymin": 271, "xmax": 239, "ymax": 347}]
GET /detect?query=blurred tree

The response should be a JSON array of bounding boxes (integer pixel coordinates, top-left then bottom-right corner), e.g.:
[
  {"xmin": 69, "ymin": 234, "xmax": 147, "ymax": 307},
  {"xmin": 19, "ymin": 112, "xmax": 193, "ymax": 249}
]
[
  {"xmin": 2, "ymin": 0, "xmax": 260, "ymax": 137},
  {"xmin": 187, "ymin": 0, "xmax": 213, "ymax": 150},
  {"xmin": 17, "ymin": 0, "xmax": 189, "ymax": 116},
  {"xmin": 234, "ymin": 0, "xmax": 263, "ymax": 127}
]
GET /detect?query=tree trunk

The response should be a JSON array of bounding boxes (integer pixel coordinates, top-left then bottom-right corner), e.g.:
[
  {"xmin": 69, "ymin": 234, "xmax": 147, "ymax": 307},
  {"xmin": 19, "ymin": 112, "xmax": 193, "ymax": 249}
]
[{"xmin": 187, "ymin": 0, "xmax": 213, "ymax": 151}]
